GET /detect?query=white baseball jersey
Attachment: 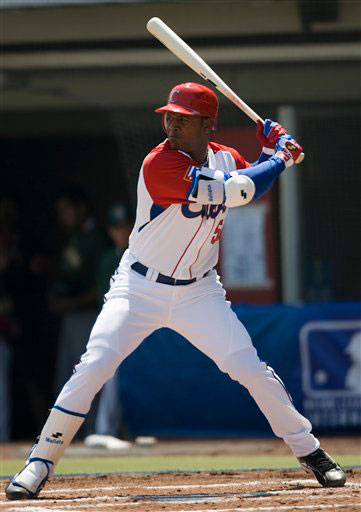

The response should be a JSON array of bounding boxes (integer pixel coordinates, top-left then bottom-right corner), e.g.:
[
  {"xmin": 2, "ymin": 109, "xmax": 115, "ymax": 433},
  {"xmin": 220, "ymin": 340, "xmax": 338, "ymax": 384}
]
[{"xmin": 128, "ymin": 139, "xmax": 250, "ymax": 279}]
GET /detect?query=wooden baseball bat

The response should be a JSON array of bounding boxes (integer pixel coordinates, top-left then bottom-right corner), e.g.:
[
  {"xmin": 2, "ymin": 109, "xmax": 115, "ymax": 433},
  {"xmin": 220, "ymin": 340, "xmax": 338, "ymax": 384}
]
[{"xmin": 146, "ymin": 17, "xmax": 304, "ymax": 164}]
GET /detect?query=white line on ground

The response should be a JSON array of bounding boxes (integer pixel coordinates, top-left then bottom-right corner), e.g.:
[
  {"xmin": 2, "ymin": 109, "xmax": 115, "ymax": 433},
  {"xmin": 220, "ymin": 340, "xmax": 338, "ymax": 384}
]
[
  {"xmin": 144, "ymin": 482, "xmax": 281, "ymax": 489},
  {"xmin": 142, "ymin": 479, "xmax": 355, "ymax": 489},
  {"xmin": 144, "ymin": 480, "xmax": 361, "ymax": 490},
  {"xmin": 1, "ymin": 496, "xmax": 129, "ymax": 505},
  {"xmin": 7, "ymin": 509, "xmax": 70, "ymax": 512},
  {"xmin": 40, "ymin": 486, "xmax": 122, "ymax": 494},
  {"xmin": 7, "ymin": 505, "xmax": 140, "ymax": 511}
]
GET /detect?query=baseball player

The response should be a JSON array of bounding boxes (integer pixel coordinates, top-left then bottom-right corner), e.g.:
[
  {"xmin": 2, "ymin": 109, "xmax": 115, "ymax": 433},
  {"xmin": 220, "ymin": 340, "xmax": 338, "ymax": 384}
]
[{"xmin": 6, "ymin": 83, "xmax": 346, "ymax": 500}]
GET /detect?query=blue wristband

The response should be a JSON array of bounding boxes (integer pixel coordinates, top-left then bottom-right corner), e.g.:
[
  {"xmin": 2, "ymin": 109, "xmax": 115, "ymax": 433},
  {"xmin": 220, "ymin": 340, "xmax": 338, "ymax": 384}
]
[{"xmin": 238, "ymin": 157, "xmax": 285, "ymax": 199}]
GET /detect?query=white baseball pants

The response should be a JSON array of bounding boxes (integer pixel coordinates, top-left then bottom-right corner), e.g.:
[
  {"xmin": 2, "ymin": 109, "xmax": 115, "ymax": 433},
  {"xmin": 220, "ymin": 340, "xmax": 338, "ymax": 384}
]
[{"xmin": 56, "ymin": 250, "xmax": 319, "ymax": 457}]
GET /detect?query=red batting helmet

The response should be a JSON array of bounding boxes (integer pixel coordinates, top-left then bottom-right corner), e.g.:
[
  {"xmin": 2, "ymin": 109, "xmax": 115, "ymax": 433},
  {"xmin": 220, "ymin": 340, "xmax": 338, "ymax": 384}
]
[{"xmin": 155, "ymin": 82, "xmax": 219, "ymax": 124}]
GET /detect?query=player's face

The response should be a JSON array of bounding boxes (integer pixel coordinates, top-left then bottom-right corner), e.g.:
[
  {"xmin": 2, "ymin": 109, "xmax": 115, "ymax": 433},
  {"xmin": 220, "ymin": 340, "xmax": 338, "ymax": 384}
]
[{"xmin": 164, "ymin": 112, "xmax": 212, "ymax": 158}]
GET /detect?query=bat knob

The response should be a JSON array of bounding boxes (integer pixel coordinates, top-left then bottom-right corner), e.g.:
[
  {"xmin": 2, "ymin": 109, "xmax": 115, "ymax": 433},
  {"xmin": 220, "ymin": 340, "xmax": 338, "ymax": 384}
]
[{"xmin": 295, "ymin": 152, "xmax": 305, "ymax": 164}]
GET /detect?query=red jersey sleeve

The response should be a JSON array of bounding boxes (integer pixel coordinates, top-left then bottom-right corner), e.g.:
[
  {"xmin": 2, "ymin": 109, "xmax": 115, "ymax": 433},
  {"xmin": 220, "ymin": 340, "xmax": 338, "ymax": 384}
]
[{"xmin": 143, "ymin": 147, "xmax": 193, "ymax": 208}]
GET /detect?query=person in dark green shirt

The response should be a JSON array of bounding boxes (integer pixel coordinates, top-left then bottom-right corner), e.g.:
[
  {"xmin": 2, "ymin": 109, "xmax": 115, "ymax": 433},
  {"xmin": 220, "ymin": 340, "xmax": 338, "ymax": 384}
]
[
  {"xmin": 50, "ymin": 188, "xmax": 108, "ymax": 429},
  {"xmin": 96, "ymin": 203, "xmax": 133, "ymax": 306}
]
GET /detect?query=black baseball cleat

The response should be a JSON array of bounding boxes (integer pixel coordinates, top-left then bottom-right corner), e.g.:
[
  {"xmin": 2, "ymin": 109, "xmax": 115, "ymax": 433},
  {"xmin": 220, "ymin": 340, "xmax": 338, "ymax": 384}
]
[
  {"xmin": 5, "ymin": 459, "xmax": 52, "ymax": 500},
  {"xmin": 298, "ymin": 447, "xmax": 346, "ymax": 487}
]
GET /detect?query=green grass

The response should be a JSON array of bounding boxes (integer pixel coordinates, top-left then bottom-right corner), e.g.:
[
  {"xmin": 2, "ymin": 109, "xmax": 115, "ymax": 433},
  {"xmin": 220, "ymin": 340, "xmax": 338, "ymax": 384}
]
[{"xmin": 1, "ymin": 454, "xmax": 359, "ymax": 477}]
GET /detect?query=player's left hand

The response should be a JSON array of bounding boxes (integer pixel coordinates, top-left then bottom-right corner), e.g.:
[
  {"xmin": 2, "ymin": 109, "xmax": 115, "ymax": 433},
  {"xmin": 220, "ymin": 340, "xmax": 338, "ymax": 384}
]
[{"xmin": 257, "ymin": 119, "xmax": 287, "ymax": 150}]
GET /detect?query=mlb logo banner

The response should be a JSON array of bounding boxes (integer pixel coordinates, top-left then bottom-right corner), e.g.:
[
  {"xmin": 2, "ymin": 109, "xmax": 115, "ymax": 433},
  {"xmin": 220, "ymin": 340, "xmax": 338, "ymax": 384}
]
[{"xmin": 299, "ymin": 320, "xmax": 361, "ymax": 429}]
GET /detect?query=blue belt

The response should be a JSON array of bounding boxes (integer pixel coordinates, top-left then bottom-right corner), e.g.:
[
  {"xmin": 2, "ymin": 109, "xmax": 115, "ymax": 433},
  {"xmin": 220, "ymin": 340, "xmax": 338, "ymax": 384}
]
[{"xmin": 131, "ymin": 262, "xmax": 201, "ymax": 286}]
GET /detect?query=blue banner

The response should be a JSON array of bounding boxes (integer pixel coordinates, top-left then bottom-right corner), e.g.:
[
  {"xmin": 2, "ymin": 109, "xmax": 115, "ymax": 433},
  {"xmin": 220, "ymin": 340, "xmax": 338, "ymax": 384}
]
[{"xmin": 117, "ymin": 302, "xmax": 361, "ymax": 437}]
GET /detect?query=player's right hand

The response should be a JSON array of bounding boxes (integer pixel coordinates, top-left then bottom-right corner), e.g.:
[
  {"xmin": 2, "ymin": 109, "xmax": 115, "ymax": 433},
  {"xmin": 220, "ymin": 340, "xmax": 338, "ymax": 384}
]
[
  {"xmin": 274, "ymin": 135, "xmax": 303, "ymax": 168},
  {"xmin": 257, "ymin": 119, "xmax": 287, "ymax": 150}
]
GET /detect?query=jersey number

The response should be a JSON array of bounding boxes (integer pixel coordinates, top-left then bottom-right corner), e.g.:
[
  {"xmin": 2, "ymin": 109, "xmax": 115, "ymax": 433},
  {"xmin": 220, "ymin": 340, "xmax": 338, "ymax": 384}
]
[{"xmin": 211, "ymin": 220, "xmax": 224, "ymax": 244}]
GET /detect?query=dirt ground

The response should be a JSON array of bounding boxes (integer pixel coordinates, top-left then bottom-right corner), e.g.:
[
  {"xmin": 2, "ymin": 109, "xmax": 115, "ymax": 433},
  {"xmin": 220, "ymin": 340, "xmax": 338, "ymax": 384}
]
[
  {"xmin": 1, "ymin": 468, "xmax": 360, "ymax": 512},
  {"xmin": 1, "ymin": 437, "xmax": 360, "ymax": 512}
]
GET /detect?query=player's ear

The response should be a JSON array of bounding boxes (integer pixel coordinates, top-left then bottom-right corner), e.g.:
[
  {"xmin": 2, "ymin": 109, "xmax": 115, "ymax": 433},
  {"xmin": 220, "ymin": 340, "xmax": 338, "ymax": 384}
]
[{"xmin": 203, "ymin": 117, "xmax": 214, "ymax": 135}]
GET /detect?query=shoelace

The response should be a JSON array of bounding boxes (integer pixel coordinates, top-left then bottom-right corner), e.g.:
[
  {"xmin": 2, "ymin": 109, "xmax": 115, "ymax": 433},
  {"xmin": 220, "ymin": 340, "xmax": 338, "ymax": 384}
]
[{"xmin": 309, "ymin": 451, "xmax": 336, "ymax": 471}]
